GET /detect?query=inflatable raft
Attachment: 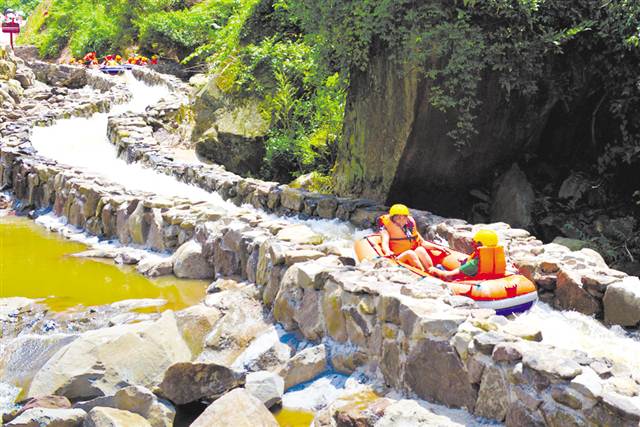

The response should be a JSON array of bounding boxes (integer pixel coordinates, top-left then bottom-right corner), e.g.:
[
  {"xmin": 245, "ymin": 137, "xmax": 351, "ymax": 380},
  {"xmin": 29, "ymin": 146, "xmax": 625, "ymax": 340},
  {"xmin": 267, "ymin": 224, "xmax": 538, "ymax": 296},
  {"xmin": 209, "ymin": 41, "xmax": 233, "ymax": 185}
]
[
  {"xmin": 99, "ymin": 66, "xmax": 126, "ymax": 76},
  {"xmin": 354, "ymin": 234, "xmax": 538, "ymax": 315}
]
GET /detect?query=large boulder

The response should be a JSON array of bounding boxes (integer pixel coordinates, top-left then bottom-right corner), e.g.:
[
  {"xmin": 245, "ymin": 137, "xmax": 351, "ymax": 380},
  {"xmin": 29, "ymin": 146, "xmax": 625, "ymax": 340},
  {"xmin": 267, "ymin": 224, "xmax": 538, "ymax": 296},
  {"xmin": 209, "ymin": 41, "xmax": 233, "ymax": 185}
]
[
  {"xmin": 5, "ymin": 408, "xmax": 86, "ymax": 427},
  {"xmin": 603, "ymin": 277, "xmax": 640, "ymax": 327},
  {"xmin": 190, "ymin": 388, "xmax": 278, "ymax": 427},
  {"xmin": 490, "ymin": 163, "xmax": 535, "ymax": 229},
  {"xmin": 157, "ymin": 362, "xmax": 244, "ymax": 405},
  {"xmin": 173, "ymin": 240, "xmax": 214, "ymax": 279},
  {"xmin": 27, "ymin": 312, "xmax": 191, "ymax": 401},
  {"xmin": 192, "ymin": 74, "xmax": 269, "ymax": 175},
  {"xmin": 84, "ymin": 407, "xmax": 151, "ymax": 427}
]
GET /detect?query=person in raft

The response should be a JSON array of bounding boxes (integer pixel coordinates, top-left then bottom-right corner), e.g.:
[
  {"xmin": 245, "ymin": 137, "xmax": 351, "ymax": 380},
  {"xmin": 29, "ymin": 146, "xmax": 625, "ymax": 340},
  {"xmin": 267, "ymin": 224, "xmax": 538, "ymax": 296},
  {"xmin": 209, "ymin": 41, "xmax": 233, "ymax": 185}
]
[
  {"xmin": 428, "ymin": 229, "xmax": 505, "ymax": 281},
  {"xmin": 378, "ymin": 204, "xmax": 446, "ymax": 271}
]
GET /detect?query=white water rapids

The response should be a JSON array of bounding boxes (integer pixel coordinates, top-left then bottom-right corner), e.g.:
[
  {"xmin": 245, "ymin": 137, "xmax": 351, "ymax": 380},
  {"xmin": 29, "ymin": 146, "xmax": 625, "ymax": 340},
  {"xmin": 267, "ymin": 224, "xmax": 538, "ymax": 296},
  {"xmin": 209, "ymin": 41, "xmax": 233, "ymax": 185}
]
[{"xmin": 9, "ymin": 70, "xmax": 640, "ymax": 423}]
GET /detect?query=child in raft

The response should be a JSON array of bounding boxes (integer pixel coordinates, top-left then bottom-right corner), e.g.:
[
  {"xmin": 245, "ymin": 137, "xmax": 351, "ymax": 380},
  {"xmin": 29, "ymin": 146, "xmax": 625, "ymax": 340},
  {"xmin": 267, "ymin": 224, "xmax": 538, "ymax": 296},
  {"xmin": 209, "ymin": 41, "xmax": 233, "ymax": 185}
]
[
  {"xmin": 428, "ymin": 229, "xmax": 503, "ymax": 281},
  {"xmin": 378, "ymin": 204, "xmax": 448, "ymax": 272}
]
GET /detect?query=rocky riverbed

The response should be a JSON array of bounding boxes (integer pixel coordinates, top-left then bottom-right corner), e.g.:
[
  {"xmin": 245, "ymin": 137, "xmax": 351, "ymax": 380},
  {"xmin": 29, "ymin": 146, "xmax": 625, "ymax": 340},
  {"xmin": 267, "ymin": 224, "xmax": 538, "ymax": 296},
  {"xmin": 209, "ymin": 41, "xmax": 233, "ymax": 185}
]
[{"xmin": 2, "ymin": 45, "xmax": 640, "ymax": 426}]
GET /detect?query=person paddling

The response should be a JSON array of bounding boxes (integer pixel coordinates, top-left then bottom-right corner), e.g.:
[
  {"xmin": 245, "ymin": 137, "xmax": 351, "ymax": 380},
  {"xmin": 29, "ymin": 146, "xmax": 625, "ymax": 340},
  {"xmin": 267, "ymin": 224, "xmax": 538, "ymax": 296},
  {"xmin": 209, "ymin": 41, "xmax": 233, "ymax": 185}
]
[
  {"xmin": 378, "ymin": 204, "xmax": 444, "ymax": 271},
  {"xmin": 428, "ymin": 229, "xmax": 506, "ymax": 281}
]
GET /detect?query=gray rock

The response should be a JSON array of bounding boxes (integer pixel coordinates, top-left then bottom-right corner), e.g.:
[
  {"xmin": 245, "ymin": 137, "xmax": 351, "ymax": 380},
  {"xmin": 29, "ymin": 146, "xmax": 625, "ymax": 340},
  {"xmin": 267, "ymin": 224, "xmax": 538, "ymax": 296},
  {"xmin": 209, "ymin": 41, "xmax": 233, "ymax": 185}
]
[
  {"xmin": 84, "ymin": 407, "xmax": 151, "ymax": 427},
  {"xmin": 190, "ymin": 388, "xmax": 278, "ymax": 427},
  {"xmin": 27, "ymin": 312, "xmax": 190, "ymax": 401},
  {"xmin": 551, "ymin": 385, "xmax": 586, "ymax": 410},
  {"xmin": 541, "ymin": 401, "xmax": 587, "ymax": 426},
  {"xmin": 490, "ymin": 163, "xmax": 535, "ymax": 228},
  {"xmin": 136, "ymin": 256, "xmax": 173, "ymax": 278},
  {"xmin": 157, "ymin": 362, "xmax": 244, "ymax": 405},
  {"xmin": 473, "ymin": 332, "xmax": 508, "ymax": 356},
  {"xmin": 175, "ymin": 304, "xmax": 222, "ymax": 356},
  {"xmin": 276, "ymin": 224, "xmax": 323, "ymax": 245},
  {"xmin": 230, "ymin": 327, "xmax": 292, "ymax": 373},
  {"xmin": 376, "ymin": 399, "xmax": 466, "ymax": 426},
  {"xmin": 522, "ymin": 350, "xmax": 582, "ymax": 381},
  {"xmin": 172, "ymin": 240, "xmax": 213, "ymax": 279},
  {"xmin": 113, "ymin": 386, "xmax": 175, "ymax": 427},
  {"xmin": 0, "ymin": 333, "xmax": 78, "ymax": 390},
  {"xmin": 5, "ymin": 408, "xmax": 86, "ymax": 427},
  {"xmin": 277, "ymin": 344, "xmax": 327, "ymax": 390},
  {"xmin": 245, "ymin": 371, "xmax": 285, "ymax": 408},
  {"xmin": 475, "ymin": 365, "xmax": 510, "ymax": 421},
  {"xmin": 505, "ymin": 400, "xmax": 545, "ymax": 427},
  {"xmin": 492, "ymin": 343, "xmax": 523, "ymax": 363},
  {"xmin": 404, "ymin": 338, "xmax": 477, "ymax": 410},
  {"xmin": 603, "ymin": 277, "xmax": 640, "ymax": 327},
  {"xmin": 554, "ymin": 269, "xmax": 600, "ymax": 316}
]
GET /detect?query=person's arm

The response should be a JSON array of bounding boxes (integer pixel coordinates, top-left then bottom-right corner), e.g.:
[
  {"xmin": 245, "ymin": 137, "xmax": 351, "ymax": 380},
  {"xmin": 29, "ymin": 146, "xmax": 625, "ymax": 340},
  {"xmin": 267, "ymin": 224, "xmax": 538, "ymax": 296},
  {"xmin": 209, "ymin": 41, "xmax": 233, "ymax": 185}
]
[{"xmin": 380, "ymin": 229, "xmax": 394, "ymax": 257}]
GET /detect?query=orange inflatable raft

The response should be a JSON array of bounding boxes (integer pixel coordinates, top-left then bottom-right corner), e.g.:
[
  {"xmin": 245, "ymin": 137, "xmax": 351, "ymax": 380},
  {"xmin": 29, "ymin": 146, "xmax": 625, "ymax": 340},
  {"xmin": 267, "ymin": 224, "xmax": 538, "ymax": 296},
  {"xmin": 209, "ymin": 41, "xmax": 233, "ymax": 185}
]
[{"xmin": 354, "ymin": 234, "xmax": 538, "ymax": 315}]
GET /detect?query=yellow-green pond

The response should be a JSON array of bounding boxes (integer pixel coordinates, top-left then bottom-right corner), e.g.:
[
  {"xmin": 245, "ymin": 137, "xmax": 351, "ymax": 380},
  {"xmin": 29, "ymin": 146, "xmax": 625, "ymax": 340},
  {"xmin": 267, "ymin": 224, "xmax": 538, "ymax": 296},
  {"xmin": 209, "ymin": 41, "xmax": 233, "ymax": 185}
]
[{"xmin": 0, "ymin": 215, "xmax": 206, "ymax": 311}]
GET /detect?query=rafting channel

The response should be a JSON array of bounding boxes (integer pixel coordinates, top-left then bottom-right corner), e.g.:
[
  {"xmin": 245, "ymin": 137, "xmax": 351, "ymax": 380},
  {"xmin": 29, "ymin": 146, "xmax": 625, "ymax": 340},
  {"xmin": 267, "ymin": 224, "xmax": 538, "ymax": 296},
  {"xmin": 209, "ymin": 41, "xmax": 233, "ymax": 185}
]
[{"xmin": 2, "ymin": 60, "xmax": 640, "ymax": 426}]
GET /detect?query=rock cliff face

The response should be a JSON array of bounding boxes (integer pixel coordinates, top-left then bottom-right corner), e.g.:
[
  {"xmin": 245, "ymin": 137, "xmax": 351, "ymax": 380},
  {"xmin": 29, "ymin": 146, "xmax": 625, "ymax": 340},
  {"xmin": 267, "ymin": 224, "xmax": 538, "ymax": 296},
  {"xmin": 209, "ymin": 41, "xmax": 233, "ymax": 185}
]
[{"xmin": 335, "ymin": 46, "xmax": 557, "ymax": 216}]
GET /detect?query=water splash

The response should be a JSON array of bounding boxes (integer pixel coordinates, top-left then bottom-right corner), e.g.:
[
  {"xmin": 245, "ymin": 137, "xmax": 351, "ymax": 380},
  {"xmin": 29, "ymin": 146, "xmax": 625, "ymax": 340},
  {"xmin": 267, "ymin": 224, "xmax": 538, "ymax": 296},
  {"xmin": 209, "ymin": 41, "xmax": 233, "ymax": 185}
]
[{"xmin": 511, "ymin": 302, "xmax": 640, "ymax": 370}]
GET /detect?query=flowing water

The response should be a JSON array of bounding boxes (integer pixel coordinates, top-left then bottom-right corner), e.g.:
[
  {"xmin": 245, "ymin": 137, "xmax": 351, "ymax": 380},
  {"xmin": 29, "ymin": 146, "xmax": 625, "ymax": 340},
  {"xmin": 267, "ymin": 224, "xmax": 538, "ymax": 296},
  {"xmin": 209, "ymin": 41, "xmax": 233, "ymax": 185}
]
[
  {"xmin": 6, "ymin": 70, "xmax": 640, "ymax": 425},
  {"xmin": 29, "ymin": 72, "xmax": 363, "ymax": 247},
  {"xmin": 511, "ymin": 302, "xmax": 640, "ymax": 370}
]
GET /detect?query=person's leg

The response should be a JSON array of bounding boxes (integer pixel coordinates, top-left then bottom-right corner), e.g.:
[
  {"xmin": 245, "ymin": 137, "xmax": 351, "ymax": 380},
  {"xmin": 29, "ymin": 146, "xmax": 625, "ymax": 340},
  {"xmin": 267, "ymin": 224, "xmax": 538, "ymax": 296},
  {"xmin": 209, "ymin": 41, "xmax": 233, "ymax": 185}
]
[
  {"xmin": 414, "ymin": 246, "xmax": 433, "ymax": 270},
  {"xmin": 397, "ymin": 250, "xmax": 423, "ymax": 270}
]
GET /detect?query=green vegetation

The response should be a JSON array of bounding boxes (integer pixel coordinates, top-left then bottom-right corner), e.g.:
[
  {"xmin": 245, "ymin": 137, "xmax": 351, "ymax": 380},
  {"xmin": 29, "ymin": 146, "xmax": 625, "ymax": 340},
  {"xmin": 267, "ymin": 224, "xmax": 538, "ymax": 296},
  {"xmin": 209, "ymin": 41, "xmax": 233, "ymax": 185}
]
[
  {"xmin": 17, "ymin": 0, "xmax": 640, "ymax": 195},
  {"xmin": 290, "ymin": 0, "xmax": 640, "ymax": 152},
  {"xmin": 1, "ymin": 0, "xmax": 39, "ymax": 14},
  {"xmin": 21, "ymin": 0, "xmax": 345, "ymax": 185}
]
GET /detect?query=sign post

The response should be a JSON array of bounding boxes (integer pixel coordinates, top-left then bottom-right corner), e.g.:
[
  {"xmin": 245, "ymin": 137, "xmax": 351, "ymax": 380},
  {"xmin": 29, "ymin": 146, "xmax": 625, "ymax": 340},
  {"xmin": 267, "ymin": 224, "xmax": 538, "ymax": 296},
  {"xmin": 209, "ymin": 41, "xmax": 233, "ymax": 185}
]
[{"xmin": 2, "ymin": 18, "xmax": 21, "ymax": 50}]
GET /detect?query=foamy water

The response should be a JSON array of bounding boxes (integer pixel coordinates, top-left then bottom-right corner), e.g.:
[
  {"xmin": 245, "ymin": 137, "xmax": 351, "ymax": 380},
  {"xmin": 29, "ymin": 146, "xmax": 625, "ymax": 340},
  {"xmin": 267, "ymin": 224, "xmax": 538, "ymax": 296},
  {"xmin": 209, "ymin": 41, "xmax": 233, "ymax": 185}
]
[
  {"xmin": 511, "ymin": 302, "xmax": 640, "ymax": 370},
  {"xmin": 0, "ymin": 382, "xmax": 19, "ymax": 414},
  {"xmin": 29, "ymin": 72, "xmax": 365, "ymax": 245}
]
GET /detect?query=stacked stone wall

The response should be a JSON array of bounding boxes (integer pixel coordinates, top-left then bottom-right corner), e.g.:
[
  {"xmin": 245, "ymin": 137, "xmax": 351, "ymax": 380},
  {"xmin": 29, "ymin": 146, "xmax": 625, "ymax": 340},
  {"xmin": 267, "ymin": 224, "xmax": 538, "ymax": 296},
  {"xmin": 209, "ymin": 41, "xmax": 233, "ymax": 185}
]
[{"xmin": 2, "ymin": 60, "xmax": 640, "ymax": 426}]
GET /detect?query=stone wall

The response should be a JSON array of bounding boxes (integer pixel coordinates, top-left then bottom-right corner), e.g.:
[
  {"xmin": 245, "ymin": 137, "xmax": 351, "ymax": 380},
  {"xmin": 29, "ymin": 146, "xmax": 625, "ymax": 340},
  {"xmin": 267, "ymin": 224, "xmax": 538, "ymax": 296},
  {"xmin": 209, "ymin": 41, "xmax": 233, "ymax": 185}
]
[
  {"xmin": 2, "ymin": 61, "xmax": 640, "ymax": 426},
  {"xmin": 108, "ymin": 67, "xmax": 640, "ymax": 328}
]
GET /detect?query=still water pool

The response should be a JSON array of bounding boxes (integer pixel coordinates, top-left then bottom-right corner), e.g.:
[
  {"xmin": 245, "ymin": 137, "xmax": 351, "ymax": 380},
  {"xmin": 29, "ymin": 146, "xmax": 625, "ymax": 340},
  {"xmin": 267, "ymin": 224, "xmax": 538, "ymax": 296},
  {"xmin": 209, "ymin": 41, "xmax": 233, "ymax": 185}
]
[{"xmin": 0, "ymin": 216, "xmax": 206, "ymax": 312}]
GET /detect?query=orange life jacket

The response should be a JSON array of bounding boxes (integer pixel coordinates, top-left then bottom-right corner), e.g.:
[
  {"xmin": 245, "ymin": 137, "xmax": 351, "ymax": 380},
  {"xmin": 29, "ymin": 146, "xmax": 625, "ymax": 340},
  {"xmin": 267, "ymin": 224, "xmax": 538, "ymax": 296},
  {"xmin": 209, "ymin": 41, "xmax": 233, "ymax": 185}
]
[
  {"xmin": 378, "ymin": 214, "xmax": 422, "ymax": 255},
  {"xmin": 467, "ymin": 246, "xmax": 507, "ymax": 278}
]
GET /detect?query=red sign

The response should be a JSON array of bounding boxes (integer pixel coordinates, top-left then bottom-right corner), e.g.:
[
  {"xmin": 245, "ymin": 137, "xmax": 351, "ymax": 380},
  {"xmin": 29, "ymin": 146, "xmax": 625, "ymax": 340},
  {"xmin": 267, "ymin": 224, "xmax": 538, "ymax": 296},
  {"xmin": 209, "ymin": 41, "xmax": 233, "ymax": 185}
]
[{"xmin": 2, "ymin": 22, "xmax": 20, "ymax": 34}]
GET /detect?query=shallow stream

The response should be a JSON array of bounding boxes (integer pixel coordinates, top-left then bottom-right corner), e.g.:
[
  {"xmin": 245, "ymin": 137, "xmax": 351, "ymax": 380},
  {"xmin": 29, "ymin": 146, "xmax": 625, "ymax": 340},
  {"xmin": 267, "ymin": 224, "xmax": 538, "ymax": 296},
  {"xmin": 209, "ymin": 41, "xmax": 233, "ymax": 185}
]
[{"xmin": 3, "ymin": 68, "xmax": 640, "ymax": 425}]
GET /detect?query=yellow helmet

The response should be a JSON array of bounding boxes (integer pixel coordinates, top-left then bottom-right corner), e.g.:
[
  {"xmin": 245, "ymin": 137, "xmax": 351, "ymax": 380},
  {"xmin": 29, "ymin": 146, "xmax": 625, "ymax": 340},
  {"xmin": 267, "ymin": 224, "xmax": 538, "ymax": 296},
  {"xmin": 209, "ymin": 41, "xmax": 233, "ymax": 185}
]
[
  {"xmin": 389, "ymin": 204, "xmax": 410, "ymax": 217},
  {"xmin": 473, "ymin": 229, "xmax": 498, "ymax": 247}
]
